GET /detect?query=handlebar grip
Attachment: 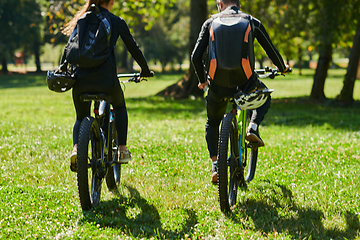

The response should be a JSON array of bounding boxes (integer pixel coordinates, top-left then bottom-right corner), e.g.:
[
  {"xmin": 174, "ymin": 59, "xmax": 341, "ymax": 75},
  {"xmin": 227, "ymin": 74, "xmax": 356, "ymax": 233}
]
[{"xmin": 117, "ymin": 73, "xmax": 140, "ymax": 78}]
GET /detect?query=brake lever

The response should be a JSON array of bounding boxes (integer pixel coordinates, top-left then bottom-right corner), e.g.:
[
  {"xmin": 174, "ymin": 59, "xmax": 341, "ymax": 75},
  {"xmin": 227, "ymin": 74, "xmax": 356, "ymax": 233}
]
[
  {"xmin": 269, "ymin": 72, "xmax": 276, "ymax": 79},
  {"xmin": 129, "ymin": 77, "xmax": 148, "ymax": 83}
]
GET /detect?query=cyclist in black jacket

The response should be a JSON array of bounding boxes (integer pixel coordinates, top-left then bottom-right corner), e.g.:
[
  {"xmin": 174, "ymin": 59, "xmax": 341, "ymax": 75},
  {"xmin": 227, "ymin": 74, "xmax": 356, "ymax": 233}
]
[
  {"xmin": 191, "ymin": 0, "xmax": 288, "ymax": 184},
  {"xmin": 62, "ymin": 0, "xmax": 154, "ymax": 172}
]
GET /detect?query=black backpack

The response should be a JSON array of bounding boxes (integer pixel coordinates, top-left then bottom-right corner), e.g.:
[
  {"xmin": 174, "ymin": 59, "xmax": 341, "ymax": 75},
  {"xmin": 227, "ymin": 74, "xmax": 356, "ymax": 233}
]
[
  {"xmin": 65, "ymin": 4, "xmax": 112, "ymax": 68},
  {"xmin": 207, "ymin": 13, "xmax": 255, "ymax": 87}
]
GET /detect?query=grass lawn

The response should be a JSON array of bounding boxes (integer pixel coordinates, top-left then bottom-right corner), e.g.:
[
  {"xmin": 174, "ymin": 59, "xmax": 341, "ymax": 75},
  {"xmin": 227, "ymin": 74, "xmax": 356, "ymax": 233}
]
[{"xmin": 0, "ymin": 69, "xmax": 359, "ymax": 239}]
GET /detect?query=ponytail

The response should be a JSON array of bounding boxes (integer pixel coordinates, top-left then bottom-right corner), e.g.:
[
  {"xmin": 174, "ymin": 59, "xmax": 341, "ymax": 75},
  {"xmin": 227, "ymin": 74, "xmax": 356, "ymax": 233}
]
[{"xmin": 61, "ymin": 0, "xmax": 111, "ymax": 36}]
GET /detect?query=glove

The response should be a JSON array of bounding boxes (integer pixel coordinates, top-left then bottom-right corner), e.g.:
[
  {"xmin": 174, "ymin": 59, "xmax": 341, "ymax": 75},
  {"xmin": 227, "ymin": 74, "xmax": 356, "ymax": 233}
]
[{"xmin": 140, "ymin": 69, "xmax": 154, "ymax": 78}]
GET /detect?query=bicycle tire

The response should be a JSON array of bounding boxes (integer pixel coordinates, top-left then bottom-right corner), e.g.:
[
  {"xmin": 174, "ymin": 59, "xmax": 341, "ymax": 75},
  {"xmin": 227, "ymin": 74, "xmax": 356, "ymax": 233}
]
[
  {"xmin": 245, "ymin": 148, "xmax": 258, "ymax": 182},
  {"xmin": 105, "ymin": 120, "xmax": 121, "ymax": 191},
  {"xmin": 242, "ymin": 112, "xmax": 259, "ymax": 183},
  {"xmin": 77, "ymin": 116, "xmax": 102, "ymax": 211},
  {"xmin": 218, "ymin": 113, "xmax": 242, "ymax": 213}
]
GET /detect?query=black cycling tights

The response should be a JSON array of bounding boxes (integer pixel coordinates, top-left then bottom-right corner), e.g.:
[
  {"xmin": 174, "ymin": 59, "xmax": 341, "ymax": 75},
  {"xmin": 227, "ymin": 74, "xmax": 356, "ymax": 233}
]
[
  {"xmin": 72, "ymin": 81, "xmax": 128, "ymax": 147},
  {"xmin": 72, "ymin": 106, "xmax": 128, "ymax": 147},
  {"xmin": 205, "ymin": 87, "xmax": 271, "ymax": 158}
]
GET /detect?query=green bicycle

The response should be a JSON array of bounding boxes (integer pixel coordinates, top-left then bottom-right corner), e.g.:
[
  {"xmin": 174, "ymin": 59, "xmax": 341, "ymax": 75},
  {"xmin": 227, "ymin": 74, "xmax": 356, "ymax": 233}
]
[{"xmin": 217, "ymin": 67, "xmax": 291, "ymax": 213}]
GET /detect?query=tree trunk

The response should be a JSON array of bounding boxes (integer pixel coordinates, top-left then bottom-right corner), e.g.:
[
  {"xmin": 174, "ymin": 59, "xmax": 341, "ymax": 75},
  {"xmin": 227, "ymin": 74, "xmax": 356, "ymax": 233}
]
[
  {"xmin": 336, "ymin": 20, "xmax": 360, "ymax": 104},
  {"xmin": 129, "ymin": 57, "xmax": 134, "ymax": 71},
  {"xmin": 310, "ymin": 43, "xmax": 332, "ymax": 101},
  {"xmin": 34, "ymin": 41, "xmax": 42, "ymax": 73},
  {"xmin": 298, "ymin": 46, "xmax": 302, "ymax": 76},
  {"xmin": 157, "ymin": 0, "xmax": 207, "ymax": 99},
  {"xmin": 1, "ymin": 59, "xmax": 8, "ymax": 74},
  {"xmin": 121, "ymin": 46, "xmax": 128, "ymax": 70}
]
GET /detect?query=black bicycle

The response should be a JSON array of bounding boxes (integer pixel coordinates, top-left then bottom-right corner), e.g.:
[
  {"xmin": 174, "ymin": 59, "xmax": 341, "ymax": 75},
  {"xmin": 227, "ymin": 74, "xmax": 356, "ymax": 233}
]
[
  {"xmin": 76, "ymin": 73, "xmax": 145, "ymax": 211},
  {"xmin": 217, "ymin": 67, "xmax": 291, "ymax": 213}
]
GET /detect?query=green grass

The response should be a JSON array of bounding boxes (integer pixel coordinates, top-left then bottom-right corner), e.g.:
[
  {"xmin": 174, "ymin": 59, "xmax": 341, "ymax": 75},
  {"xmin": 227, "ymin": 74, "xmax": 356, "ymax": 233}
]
[{"xmin": 0, "ymin": 70, "xmax": 359, "ymax": 239}]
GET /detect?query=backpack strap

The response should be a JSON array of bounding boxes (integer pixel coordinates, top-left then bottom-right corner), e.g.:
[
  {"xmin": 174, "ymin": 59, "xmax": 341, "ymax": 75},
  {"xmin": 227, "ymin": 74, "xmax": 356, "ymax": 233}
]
[{"xmin": 89, "ymin": 4, "xmax": 111, "ymax": 45}]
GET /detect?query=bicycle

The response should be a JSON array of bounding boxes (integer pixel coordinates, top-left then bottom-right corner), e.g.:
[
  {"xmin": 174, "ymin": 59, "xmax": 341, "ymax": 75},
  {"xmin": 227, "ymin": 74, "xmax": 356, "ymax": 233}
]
[
  {"xmin": 76, "ymin": 73, "xmax": 146, "ymax": 211},
  {"xmin": 217, "ymin": 67, "xmax": 291, "ymax": 213}
]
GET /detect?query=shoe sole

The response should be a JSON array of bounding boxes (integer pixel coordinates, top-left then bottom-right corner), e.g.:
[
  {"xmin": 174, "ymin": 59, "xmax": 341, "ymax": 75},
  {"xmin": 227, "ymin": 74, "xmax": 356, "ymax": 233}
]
[
  {"xmin": 211, "ymin": 172, "xmax": 218, "ymax": 185},
  {"xmin": 245, "ymin": 133, "xmax": 265, "ymax": 147},
  {"xmin": 70, "ymin": 154, "xmax": 77, "ymax": 172},
  {"xmin": 117, "ymin": 158, "xmax": 132, "ymax": 164}
]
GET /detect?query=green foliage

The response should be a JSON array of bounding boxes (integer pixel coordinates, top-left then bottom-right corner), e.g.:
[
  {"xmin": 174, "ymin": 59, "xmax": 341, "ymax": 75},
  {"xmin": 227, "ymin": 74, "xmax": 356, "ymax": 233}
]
[
  {"xmin": 113, "ymin": 0, "xmax": 176, "ymax": 30},
  {"xmin": 240, "ymin": 0, "xmax": 360, "ymax": 61},
  {"xmin": 44, "ymin": 0, "xmax": 85, "ymax": 44},
  {"xmin": 0, "ymin": 0, "xmax": 43, "ymax": 62},
  {"xmin": 1, "ymin": 70, "xmax": 360, "ymax": 238},
  {"xmin": 44, "ymin": 0, "xmax": 176, "ymax": 45},
  {"xmin": 140, "ymin": 0, "xmax": 189, "ymax": 71}
]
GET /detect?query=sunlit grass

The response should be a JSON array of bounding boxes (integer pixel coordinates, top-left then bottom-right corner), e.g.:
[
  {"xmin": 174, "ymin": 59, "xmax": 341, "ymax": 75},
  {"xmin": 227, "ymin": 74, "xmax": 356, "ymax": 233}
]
[{"xmin": 0, "ymin": 70, "xmax": 359, "ymax": 239}]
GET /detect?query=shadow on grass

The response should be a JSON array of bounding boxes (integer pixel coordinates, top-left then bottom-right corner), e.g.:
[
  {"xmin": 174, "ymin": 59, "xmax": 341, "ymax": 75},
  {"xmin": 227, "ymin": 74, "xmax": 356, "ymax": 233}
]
[
  {"xmin": 230, "ymin": 183, "xmax": 359, "ymax": 239},
  {"xmin": 80, "ymin": 184, "xmax": 198, "ymax": 239},
  {"xmin": 0, "ymin": 72, "xmax": 46, "ymax": 88},
  {"xmin": 127, "ymin": 97, "xmax": 206, "ymax": 117},
  {"xmin": 2, "ymin": 72, "xmax": 359, "ymax": 131},
  {"xmin": 127, "ymin": 96, "xmax": 360, "ymax": 131},
  {"xmin": 264, "ymin": 97, "xmax": 360, "ymax": 131},
  {"xmin": 0, "ymin": 71, "xmax": 182, "ymax": 89}
]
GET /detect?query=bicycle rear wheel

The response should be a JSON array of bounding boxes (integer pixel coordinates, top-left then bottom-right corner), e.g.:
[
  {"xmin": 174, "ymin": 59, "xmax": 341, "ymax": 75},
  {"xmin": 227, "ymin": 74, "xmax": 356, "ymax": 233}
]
[
  {"xmin": 105, "ymin": 120, "xmax": 121, "ymax": 191},
  {"xmin": 218, "ymin": 113, "xmax": 242, "ymax": 213},
  {"xmin": 77, "ymin": 116, "xmax": 103, "ymax": 211}
]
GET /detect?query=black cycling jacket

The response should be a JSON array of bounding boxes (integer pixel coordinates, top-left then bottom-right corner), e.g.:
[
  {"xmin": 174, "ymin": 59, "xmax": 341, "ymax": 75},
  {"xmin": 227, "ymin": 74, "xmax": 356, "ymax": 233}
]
[
  {"xmin": 191, "ymin": 6, "xmax": 286, "ymax": 87},
  {"xmin": 73, "ymin": 7, "xmax": 150, "ymax": 85}
]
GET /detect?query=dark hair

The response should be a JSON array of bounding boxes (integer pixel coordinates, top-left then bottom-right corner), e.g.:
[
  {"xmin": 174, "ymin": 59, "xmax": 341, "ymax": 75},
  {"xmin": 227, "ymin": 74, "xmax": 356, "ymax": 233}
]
[{"xmin": 62, "ymin": 0, "xmax": 111, "ymax": 36}]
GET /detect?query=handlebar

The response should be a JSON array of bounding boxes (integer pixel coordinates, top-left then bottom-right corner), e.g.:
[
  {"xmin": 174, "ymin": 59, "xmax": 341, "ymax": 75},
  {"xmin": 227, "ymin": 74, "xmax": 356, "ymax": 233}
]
[
  {"xmin": 117, "ymin": 73, "xmax": 147, "ymax": 83},
  {"xmin": 254, "ymin": 66, "xmax": 292, "ymax": 79}
]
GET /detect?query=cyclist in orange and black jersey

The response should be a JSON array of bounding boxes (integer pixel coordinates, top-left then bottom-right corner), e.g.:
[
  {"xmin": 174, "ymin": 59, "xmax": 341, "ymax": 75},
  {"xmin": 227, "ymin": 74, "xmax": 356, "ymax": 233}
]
[{"xmin": 191, "ymin": 0, "xmax": 288, "ymax": 184}]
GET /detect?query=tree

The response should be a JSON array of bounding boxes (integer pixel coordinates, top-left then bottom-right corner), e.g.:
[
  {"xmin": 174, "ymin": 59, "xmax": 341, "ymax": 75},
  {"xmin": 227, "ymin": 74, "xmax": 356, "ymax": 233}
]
[
  {"xmin": 157, "ymin": 0, "xmax": 207, "ymax": 98},
  {"xmin": 309, "ymin": 0, "xmax": 358, "ymax": 101},
  {"xmin": 22, "ymin": 0, "xmax": 44, "ymax": 72},
  {"xmin": 44, "ymin": 0, "xmax": 175, "ymax": 70},
  {"xmin": 141, "ymin": 0, "xmax": 189, "ymax": 72},
  {"xmin": 336, "ymin": 19, "xmax": 360, "ymax": 104},
  {"xmin": 44, "ymin": 0, "xmax": 82, "ymax": 45},
  {"xmin": 0, "ymin": 0, "xmax": 43, "ymax": 73}
]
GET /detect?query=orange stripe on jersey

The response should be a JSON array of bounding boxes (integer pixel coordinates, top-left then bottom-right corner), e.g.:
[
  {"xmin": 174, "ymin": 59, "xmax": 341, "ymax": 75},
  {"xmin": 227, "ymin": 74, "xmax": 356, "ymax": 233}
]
[
  {"xmin": 244, "ymin": 23, "xmax": 251, "ymax": 43},
  {"xmin": 209, "ymin": 58, "xmax": 217, "ymax": 80},
  {"xmin": 242, "ymin": 57, "xmax": 252, "ymax": 79},
  {"xmin": 210, "ymin": 24, "xmax": 215, "ymax": 41}
]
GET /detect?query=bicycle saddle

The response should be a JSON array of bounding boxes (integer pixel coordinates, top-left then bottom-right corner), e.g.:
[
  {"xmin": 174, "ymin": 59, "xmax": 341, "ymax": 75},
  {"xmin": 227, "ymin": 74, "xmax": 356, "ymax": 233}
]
[{"xmin": 79, "ymin": 93, "xmax": 112, "ymax": 102}]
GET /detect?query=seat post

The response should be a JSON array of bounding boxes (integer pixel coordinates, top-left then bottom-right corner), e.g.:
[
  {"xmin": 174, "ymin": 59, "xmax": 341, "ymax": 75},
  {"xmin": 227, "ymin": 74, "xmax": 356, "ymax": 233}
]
[{"xmin": 93, "ymin": 101, "xmax": 100, "ymax": 118}]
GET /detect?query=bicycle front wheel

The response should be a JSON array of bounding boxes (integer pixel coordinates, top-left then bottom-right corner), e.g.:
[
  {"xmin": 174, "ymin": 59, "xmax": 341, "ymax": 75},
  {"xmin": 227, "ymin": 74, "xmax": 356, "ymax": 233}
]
[
  {"xmin": 218, "ymin": 113, "xmax": 242, "ymax": 213},
  {"xmin": 242, "ymin": 110, "xmax": 259, "ymax": 183},
  {"xmin": 77, "ymin": 116, "xmax": 103, "ymax": 211}
]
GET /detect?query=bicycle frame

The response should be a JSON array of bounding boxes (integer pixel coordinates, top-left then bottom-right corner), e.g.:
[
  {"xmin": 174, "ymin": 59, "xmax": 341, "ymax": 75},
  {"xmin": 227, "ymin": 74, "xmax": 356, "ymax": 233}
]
[
  {"xmin": 81, "ymin": 98, "xmax": 114, "ymax": 182},
  {"xmin": 232, "ymin": 99, "xmax": 259, "ymax": 183},
  {"xmin": 97, "ymin": 100, "xmax": 119, "ymax": 167}
]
